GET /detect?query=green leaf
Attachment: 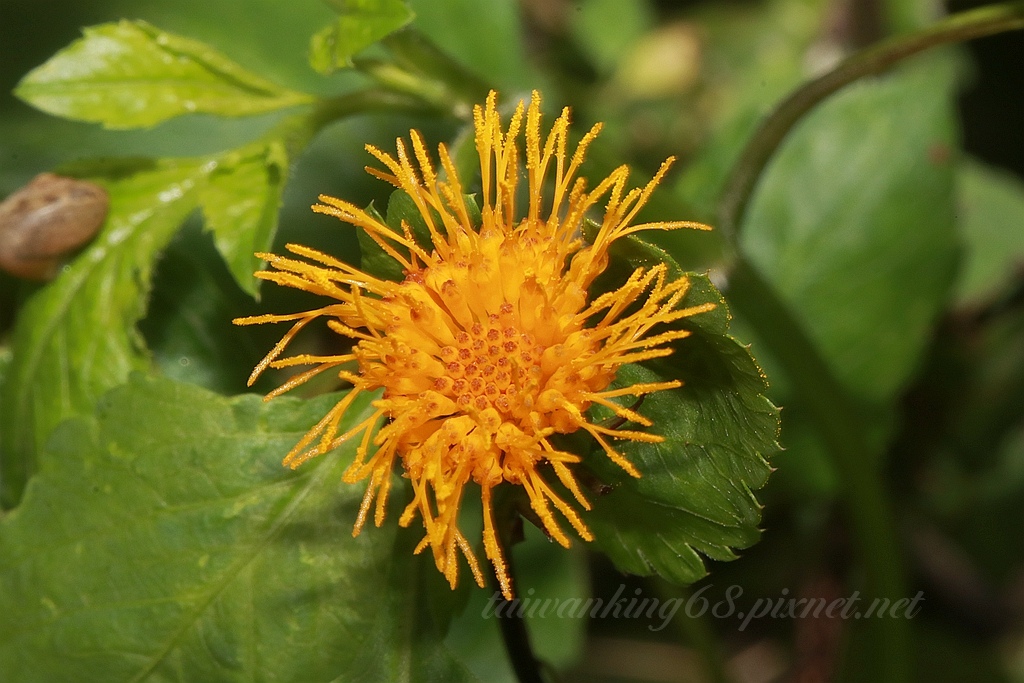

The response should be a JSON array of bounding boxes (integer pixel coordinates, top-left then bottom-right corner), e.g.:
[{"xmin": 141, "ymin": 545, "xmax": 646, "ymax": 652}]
[
  {"xmin": 740, "ymin": 56, "xmax": 961, "ymax": 403},
  {"xmin": 954, "ymin": 158, "xmax": 1024, "ymax": 306},
  {"xmin": 586, "ymin": 278, "xmax": 779, "ymax": 585},
  {"xmin": 354, "ymin": 525, "xmax": 480, "ymax": 683},
  {"xmin": 15, "ymin": 20, "xmax": 313, "ymax": 130},
  {"xmin": 576, "ymin": 241, "xmax": 773, "ymax": 583},
  {"xmin": 309, "ymin": 0, "xmax": 415, "ymax": 75},
  {"xmin": 0, "ymin": 374, "xmax": 475, "ymax": 681},
  {"xmin": 198, "ymin": 140, "xmax": 289, "ymax": 297},
  {"xmin": 1, "ymin": 130, "xmax": 301, "ymax": 506},
  {"xmin": 0, "ymin": 158, "xmax": 206, "ymax": 508}
]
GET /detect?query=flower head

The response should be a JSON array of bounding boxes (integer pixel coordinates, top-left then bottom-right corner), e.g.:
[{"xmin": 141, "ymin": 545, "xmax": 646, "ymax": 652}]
[{"xmin": 235, "ymin": 91, "xmax": 713, "ymax": 599}]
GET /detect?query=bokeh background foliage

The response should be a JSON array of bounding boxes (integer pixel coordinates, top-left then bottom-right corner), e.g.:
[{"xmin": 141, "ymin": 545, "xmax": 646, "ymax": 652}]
[{"xmin": 0, "ymin": 0, "xmax": 1023, "ymax": 682}]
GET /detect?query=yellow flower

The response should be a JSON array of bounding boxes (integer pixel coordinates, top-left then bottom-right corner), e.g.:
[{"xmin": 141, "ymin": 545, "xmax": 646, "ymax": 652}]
[{"xmin": 235, "ymin": 91, "xmax": 713, "ymax": 599}]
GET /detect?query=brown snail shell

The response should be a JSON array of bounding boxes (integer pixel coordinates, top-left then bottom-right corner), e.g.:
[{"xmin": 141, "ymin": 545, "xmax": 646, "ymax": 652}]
[{"xmin": 0, "ymin": 173, "xmax": 109, "ymax": 280}]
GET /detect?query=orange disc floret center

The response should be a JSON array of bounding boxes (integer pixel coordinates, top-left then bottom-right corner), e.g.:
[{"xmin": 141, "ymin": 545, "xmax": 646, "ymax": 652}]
[
  {"xmin": 233, "ymin": 89, "xmax": 715, "ymax": 600},
  {"xmin": 369, "ymin": 227, "xmax": 607, "ymax": 450}
]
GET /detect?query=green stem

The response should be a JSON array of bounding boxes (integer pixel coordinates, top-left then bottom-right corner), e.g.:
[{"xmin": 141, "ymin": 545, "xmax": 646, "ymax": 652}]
[
  {"xmin": 718, "ymin": 0, "xmax": 1024, "ymax": 243},
  {"xmin": 351, "ymin": 59, "xmax": 455, "ymax": 116}
]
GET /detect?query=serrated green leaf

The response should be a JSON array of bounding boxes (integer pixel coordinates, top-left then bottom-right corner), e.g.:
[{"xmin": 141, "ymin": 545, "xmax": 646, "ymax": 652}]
[
  {"xmin": 954, "ymin": 158, "xmax": 1024, "ymax": 306},
  {"xmin": 0, "ymin": 158, "xmax": 206, "ymax": 508},
  {"xmin": 15, "ymin": 20, "xmax": 313, "ymax": 130},
  {"xmin": 0, "ymin": 374, "xmax": 475, "ymax": 682},
  {"xmin": 740, "ymin": 56, "xmax": 961, "ymax": 403},
  {"xmin": 198, "ymin": 140, "xmax": 288, "ymax": 297},
  {"xmin": 586, "ymin": 276, "xmax": 778, "ymax": 585},
  {"xmin": 588, "ymin": 337, "xmax": 777, "ymax": 583},
  {"xmin": 309, "ymin": 0, "xmax": 414, "ymax": 75}
]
